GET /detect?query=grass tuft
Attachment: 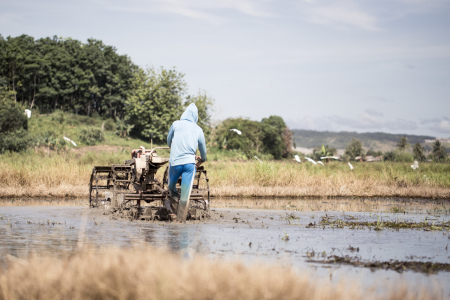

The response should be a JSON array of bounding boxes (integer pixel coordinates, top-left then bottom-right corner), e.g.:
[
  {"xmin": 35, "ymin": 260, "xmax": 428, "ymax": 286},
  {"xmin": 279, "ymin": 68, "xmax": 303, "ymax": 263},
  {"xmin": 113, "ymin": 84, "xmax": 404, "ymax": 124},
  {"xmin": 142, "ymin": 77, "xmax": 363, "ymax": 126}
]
[{"xmin": 0, "ymin": 247, "xmax": 438, "ymax": 300}]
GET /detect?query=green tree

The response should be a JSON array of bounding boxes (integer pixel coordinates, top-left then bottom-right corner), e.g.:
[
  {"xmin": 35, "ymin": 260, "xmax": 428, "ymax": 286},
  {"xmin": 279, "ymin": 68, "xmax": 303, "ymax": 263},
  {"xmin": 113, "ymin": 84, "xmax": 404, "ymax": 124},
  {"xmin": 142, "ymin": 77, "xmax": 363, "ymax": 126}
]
[
  {"xmin": 261, "ymin": 116, "xmax": 290, "ymax": 159},
  {"xmin": 214, "ymin": 118, "xmax": 262, "ymax": 155},
  {"xmin": 115, "ymin": 117, "xmax": 134, "ymax": 138},
  {"xmin": 0, "ymin": 87, "xmax": 31, "ymax": 153},
  {"xmin": 432, "ymin": 140, "xmax": 447, "ymax": 161},
  {"xmin": 397, "ymin": 136, "xmax": 409, "ymax": 151},
  {"xmin": 0, "ymin": 35, "xmax": 136, "ymax": 117},
  {"xmin": 185, "ymin": 90, "xmax": 214, "ymax": 140},
  {"xmin": 413, "ymin": 143, "xmax": 426, "ymax": 162},
  {"xmin": 345, "ymin": 138, "xmax": 364, "ymax": 161},
  {"xmin": 125, "ymin": 67, "xmax": 186, "ymax": 142},
  {"xmin": 366, "ymin": 149, "xmax": 382, "ymax": 157}
]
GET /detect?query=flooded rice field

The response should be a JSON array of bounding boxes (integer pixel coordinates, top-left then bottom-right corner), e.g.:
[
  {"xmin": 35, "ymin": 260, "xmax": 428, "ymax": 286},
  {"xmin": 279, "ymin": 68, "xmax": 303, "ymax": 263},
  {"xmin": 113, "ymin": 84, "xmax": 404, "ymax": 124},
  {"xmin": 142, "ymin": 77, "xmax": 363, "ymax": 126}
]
[{"xmin": 1, "ymin": 197, "xmax": 449, "ymax": 297}]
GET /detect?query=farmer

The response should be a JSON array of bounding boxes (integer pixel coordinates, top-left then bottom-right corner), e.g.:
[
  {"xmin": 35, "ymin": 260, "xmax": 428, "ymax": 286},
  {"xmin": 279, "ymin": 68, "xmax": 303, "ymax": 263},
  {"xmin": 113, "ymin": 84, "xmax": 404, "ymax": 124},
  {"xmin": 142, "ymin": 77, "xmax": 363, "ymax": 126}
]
[{"xmin": 166, "ymin": 103, "xmax": 207, "ymax": 222}]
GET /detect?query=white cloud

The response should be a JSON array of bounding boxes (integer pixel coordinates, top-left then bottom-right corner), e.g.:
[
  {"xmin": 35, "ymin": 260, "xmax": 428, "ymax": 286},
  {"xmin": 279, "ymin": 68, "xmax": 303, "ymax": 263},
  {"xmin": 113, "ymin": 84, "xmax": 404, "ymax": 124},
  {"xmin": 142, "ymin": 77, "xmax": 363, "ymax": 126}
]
[
  {"xmin": 289, "ymin": 111, "xmax": 421, "ymax": 133},
  {"xmin": 299, "ymin": 3, "xmax": 379, "ymax": 31},
  {"xmin": 329, "ymin": 114, "xmax": 382, "ymax": 129},
  {"xmin": 92, "ymin": 0, "xmax": 277, "ymax": 21},
  {"xmin": 286, "ymin": 116, "xmax": 333, "ymax": 131},
  {"xmin": 363, "ymin": 96, "xmax": 394, "ymax": 103},
  {"xmin": 384, "ymin": 119, "xmax": 418, "ymax": 131},
  {"xmin": 421, "ymin": 117, "xmax": 450, "ymax": 135},
  {"xmin": 365, "ymin": 109, "xmax": 384, "ymax": 118}
]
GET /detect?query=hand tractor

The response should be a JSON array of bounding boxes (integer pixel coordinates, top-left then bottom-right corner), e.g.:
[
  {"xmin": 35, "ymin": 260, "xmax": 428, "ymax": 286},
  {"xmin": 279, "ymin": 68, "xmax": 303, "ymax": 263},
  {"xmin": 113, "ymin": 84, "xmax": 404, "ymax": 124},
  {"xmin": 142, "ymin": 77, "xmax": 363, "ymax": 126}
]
[{"xmin": 88, "ymin": 146, "xmax": 210, "ymax": 221}]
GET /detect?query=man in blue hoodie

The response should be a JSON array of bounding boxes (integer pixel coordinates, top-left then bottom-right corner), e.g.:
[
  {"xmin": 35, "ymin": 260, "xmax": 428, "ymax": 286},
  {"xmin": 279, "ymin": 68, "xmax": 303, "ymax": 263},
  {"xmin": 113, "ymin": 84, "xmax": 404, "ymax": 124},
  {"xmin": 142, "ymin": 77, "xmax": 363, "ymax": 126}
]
[{"xmin": 167, "ymin": 103, "xmax": 207, "ymax": 222}]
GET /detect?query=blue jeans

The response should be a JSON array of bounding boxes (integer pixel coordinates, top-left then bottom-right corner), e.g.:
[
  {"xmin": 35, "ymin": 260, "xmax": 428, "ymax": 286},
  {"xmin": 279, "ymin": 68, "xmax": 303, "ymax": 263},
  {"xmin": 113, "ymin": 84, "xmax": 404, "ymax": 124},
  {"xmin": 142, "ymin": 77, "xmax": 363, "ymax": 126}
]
[{"xmin": 168, "ymin": 163, "xmax": 196, "ymax": 221}]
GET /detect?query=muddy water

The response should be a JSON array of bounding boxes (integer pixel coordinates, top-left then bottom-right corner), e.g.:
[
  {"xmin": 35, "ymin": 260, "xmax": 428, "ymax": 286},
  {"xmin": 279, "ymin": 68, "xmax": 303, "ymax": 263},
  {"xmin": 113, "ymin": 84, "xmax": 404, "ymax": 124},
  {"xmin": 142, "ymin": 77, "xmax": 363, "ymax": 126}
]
[{"xmin": 1, "ymin": 198, "xmax": 449, "ymax": 297}]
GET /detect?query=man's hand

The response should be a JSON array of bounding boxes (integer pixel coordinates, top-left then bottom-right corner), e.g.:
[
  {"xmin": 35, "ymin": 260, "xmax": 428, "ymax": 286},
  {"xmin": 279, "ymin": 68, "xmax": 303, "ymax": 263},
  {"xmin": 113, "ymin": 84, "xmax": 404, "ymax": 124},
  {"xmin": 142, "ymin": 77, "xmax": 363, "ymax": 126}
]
[{"xmin": 195, "ymin": 156, "xmax": 203, "ymax": 168}]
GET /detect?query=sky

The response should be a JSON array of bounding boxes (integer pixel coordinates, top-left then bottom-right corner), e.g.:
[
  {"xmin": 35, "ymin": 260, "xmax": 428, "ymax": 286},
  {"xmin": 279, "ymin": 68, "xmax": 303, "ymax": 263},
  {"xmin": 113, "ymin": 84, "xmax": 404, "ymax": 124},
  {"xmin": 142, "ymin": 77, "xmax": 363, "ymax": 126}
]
[{"xmin": 1, "ymin": 0, "xmax": 450, "ymax": 137}]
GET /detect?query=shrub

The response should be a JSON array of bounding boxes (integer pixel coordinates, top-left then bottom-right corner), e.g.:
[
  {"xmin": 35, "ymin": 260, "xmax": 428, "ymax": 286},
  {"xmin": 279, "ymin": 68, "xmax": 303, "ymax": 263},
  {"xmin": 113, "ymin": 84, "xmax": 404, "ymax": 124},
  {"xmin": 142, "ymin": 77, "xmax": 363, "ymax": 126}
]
[
  {"xmin": 383, "ymin": 150, "xmax": 414, "ymax": 162},
  {"xmin": 34, "ymin": 131, "xmax": 69, "ymax": 150},
  {"xmin": 103, "ymin": 119, "xmax": 115, "ymax": 131},
  {"xmin": 79, "ymin": 128, "xmax": 104, "ymax": 146},
  {"xmin": 51, "ymin": 111, "xmax": 65, "ymax": 124},
  {"xmin": 0, "ymin": 95, "xmax": 31, "ymax": 153},
  {"xmin": 0, "ymin": 129, "xmax": 31, "ymax": 153}
]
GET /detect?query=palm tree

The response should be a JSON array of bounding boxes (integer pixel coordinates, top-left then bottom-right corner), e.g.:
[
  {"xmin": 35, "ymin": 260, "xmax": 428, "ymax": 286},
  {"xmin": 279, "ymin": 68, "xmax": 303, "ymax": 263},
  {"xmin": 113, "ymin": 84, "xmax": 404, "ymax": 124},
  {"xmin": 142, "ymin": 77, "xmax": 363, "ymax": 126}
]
[
  {"xmin": 397, "ymin": 137, "xmax": 409, "ymax": 151},
  {"xmin": 115, "ymin": 117, "xmax": 134, "ymax": 138},
  {"xmin": 413, "ymin": 143, "xmax": 426, "ymax": 161},
  {"xmin": 432, "ymin": 140, "xmax": 447, "ymax": 161}
]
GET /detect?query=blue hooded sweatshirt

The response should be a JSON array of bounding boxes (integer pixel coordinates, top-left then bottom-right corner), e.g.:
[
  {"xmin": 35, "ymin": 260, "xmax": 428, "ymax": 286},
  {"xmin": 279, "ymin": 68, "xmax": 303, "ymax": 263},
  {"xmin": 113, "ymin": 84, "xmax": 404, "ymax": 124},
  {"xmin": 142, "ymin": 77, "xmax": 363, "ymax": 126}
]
[{"xmin": 167, "ymin": 103, "xmax": 207, "ymax": 166}]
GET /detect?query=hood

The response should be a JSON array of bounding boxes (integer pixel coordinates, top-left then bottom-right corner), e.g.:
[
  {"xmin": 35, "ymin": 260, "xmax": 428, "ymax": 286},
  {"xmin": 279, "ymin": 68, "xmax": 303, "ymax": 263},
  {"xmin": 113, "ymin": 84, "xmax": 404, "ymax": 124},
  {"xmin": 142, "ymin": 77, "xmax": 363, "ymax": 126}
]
[{"xmin": 180, "ymin": 103, "xmax": 198, "ymax": 123}]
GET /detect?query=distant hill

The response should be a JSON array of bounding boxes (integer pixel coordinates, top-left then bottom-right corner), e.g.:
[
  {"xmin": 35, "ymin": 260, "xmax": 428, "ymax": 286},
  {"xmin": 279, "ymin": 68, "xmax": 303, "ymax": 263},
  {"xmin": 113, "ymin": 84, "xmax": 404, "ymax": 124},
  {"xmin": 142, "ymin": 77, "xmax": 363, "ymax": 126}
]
[{"xmin": 292, "ymin": 129, "xmax": 436, "ymax": 151}]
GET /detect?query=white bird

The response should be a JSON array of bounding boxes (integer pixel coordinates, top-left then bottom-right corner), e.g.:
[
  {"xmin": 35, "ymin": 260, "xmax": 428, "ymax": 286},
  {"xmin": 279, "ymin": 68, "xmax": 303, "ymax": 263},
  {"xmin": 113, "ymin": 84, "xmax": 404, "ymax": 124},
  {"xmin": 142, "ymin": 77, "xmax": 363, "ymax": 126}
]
[
  {"xmin": 348, "ymin": 162, "xmax": 353, "ymax": 170},
  {"xmin": 305, "ymin": 157, "xmax": 317, "ymax": 165},
  {"xmin": 317, "ymin": 161, "xmax": 325, "ymax": 166},
  {"xmin": 320, "ymin": 156, "xmax": 339, "ymax": 160},
  {"xmin": 63, "ymin": 136, "xmax": 77, "ymax": 147},
  {"xmin": 24, "ymin": 109, "xmax": 31, "ymax": 118},
  {"xmin": 294, "ymin": 155, "xmax": 301, "ymax": 163},
  {"xmin": 230, "ymin": 128, "xmax": 242, "ymax": 135},
  {"xmin": 411, "ymin": 160, "xmax": 419, "ymax": 170},
  {"xmin": 254, "ymin": 156, "xmax": 263, "ymax": 164}
]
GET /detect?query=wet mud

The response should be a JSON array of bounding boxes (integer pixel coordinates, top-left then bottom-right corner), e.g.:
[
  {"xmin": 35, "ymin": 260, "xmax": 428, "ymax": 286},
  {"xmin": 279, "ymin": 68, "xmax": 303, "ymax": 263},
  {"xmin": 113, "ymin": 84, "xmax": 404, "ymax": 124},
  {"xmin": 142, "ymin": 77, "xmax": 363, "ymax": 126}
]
[{"xmin": 308, "ymin": 255, "xmax": 450, "ymax": 274}]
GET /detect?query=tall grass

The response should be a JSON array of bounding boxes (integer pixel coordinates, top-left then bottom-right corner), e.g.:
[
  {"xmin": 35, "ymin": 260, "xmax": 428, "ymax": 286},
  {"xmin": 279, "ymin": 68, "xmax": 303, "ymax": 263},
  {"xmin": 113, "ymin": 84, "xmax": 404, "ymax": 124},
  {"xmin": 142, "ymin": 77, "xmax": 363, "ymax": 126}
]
[
  {"xmin": 0, "ymin": 150, "xmax": 449, "ymax": 199},
  {"xmin": 0, "ymin": 149, "xmax": 130, "ymax": 198},
  {"xmin": 208, "ymin": 160, "xmax": 450, "ymax": 198},
  {"xmin": 0, "ymin": 247, "xmax": 437, "ymax": 300}
]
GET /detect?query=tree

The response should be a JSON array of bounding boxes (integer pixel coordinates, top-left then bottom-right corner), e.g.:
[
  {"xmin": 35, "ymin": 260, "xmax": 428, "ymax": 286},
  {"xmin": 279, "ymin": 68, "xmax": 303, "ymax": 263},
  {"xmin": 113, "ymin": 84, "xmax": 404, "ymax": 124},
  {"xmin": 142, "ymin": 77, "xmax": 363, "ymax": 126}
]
[
  {"xmin": 261, "ymin": 116, "xmax": 289, "ymax": 159},
  {"xmin": 0, "ymin": 87, "xmax": 31, "ymax": 153},
  {"xmin": 214, "ymin": 118, "xmax": 262, "ymax": 155},
  {"xmin": 281, "ymin": 127, "xmax": 293, "ymax": 158},
  {"xmin": 184, "ymin": 90, "xmax": 214, "ymax": 140},
  {"xmin": 413, "ymin": 143, "xmax": 426, "ymax": 162},
  {"xmin": 0, "ymin": 35, "xmax": 136, "ymax": 116},
  {"xmin": 366, "ymin": 149, "xmax": 382, "ymax": 157},
  {"xmin": 345, "ymin": 138, "xmax": 364, "ymax": 161},
  {"xmin": 125, "ymin": 67, "xmax": 186, "ymax": 142},
  {"xmin": 432, "ymin": 140, "xmax": 447, "ymax": 161},
  {"xmin": 397, "ymin": 137, "xmax": 409, "ymax": 151},
  {"xmin": 115, "ymin": 117, "xmax": 134, "ymax": 138}
]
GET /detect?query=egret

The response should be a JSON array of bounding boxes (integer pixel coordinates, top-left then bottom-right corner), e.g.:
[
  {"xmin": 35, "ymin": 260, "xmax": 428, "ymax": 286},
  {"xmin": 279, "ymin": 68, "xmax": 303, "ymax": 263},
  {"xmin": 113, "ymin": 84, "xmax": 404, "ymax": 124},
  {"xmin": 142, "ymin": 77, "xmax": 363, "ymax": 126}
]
[
  {"xmin": 411, "ymin": 160, "xmax": 419, "ymax": 170},
  {"xmin": 348, "ymin": 162, "xmax": 353, "ymax": 170},
  {"xmin": 63, "ymin": 136, "xmax": 77, "ymax": 147},
  {"xmin": 320, "ymin": 156, "xmax": 339, "ymax": 160},
  {"xmin": 305, "ymin": 157, "xmax": 317, "ymax": 165},
  {"xmin": 294, "ymin": 155, "xmax": 301, "ymax": 163},
  {"xmin": 254, "ymin": 156, "xmax": 263, "ymax": 164},
  {"xmin": 24, "ymin": 109, "xmax": 31, "ymax": 118},
  {"xmin": 230, "ymin": 129, "xmax": 242, "ymax": 135},
  {"xmin": 317, "ymin": 161, "xmax": 324, "ymax": 166}
]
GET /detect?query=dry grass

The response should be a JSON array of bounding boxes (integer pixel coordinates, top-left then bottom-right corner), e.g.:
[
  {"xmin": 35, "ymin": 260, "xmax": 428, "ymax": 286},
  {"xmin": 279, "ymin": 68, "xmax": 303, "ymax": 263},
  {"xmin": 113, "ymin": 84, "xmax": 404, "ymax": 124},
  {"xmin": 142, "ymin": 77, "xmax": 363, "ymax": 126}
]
[
  {"xmin": 208, "ymin": 161, "xmax": 450, "ymax": 199},
  {"xmin": 0, "ymin": 150, "xmax": 449, "ymax": 199},
  {"xmin": 0, "ymin": 247, "xmax": 438, "ymax": 300}
]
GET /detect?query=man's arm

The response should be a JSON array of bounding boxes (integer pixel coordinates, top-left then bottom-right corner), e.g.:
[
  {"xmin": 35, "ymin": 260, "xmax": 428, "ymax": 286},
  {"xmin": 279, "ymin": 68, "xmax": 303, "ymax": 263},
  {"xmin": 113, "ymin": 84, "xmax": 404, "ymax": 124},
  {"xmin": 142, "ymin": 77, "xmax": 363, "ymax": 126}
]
[
  {"xmin": 167, "ymin": 123, "xmax": 175, "ymax": 147},
  {"xmin": 198, "ymin": 130, "xmax": 207, "ymax": 162}
]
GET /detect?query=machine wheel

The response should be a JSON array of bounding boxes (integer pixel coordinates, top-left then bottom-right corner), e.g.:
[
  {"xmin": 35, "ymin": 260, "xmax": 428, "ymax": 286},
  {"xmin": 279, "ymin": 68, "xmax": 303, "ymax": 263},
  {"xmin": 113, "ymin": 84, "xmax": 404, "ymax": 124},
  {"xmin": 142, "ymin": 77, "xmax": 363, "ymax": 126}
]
[{"xmin": 89, "ymin": 166, "xmax": 113, "ymax": 208}]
